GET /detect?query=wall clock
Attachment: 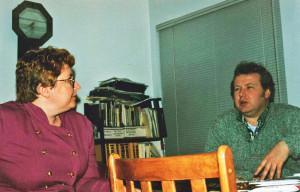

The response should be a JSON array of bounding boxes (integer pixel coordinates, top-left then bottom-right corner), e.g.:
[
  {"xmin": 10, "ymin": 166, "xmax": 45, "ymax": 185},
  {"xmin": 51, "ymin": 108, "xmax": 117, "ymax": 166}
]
[{"xmin": 12, "ymin": 1, "xmax": 52, "ymax": 58}]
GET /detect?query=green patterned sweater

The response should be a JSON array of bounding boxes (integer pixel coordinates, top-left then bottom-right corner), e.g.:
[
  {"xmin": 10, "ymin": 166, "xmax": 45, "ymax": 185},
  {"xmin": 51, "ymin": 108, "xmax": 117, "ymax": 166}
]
[{"xmin": 205, "ymin": 103, "xmax": 300, "ymax": 180}]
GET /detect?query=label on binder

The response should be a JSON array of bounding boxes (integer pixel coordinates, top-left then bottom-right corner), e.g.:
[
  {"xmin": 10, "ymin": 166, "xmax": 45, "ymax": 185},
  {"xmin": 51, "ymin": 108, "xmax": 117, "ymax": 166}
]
[
  {"xmin": 124, "ymin": 126, "xmax": 146, "ymax": 138},
  {"xmin": 104, "ymin": 127, "xmax": 124, "ymax": 139}
]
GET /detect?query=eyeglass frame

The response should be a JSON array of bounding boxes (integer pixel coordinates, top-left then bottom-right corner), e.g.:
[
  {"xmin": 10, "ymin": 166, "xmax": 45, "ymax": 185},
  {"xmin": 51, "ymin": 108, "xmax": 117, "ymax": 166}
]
[{"xmin": 56, "ymin": 76, "xmax": 75, "ymax": 88}]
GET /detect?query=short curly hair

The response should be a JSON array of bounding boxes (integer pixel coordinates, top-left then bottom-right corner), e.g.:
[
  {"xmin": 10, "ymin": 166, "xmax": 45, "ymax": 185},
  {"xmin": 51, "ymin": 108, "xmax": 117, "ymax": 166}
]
[
  {"xmin": 230, "ymin": 61, "xmax": 275, "ymax": 102},
  {"xmin": 16, "ymin": 46, "xmax": 75, "ymax": 103}
]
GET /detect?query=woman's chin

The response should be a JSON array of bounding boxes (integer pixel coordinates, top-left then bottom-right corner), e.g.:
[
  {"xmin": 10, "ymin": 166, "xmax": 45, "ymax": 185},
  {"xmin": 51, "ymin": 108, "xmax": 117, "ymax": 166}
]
[
  {"xmin": 66, "ymin": 101, "xmax": 77, "ymax": 111},
  {"xmin": 70, "ymin": 103, "xmax": 77, "ymax": 109}
]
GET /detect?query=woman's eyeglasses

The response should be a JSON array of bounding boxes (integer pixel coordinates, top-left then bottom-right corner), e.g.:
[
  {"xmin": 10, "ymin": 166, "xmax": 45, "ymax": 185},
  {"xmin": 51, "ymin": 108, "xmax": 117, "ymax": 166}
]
[{"xmin": 56, "ymin": 76, "xmax": 75, "ymax": 88}]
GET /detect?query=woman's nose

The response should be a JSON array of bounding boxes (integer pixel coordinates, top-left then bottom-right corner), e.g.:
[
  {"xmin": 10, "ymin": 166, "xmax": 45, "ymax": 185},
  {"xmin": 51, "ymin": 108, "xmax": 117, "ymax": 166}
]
[{"xmin": 74, "ymin": 81, "xmax": 81, "ymax": 90}]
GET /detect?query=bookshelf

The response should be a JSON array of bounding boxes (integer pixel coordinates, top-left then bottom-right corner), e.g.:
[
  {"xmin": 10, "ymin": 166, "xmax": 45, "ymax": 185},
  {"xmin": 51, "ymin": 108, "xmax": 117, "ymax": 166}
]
[{"xmin": 84, "ymin": 98, "xmax": 167, "ymax": 164}]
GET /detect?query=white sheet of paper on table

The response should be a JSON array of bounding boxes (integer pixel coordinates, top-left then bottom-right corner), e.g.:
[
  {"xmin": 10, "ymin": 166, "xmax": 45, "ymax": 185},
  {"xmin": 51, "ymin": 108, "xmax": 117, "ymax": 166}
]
[
  {"xmin": 249, "ymin": 184, "xmax": 299, "ymax": 192},
  {"xmin": 250, "ymin": 179, "xmax": 300, "ymax": 186}
]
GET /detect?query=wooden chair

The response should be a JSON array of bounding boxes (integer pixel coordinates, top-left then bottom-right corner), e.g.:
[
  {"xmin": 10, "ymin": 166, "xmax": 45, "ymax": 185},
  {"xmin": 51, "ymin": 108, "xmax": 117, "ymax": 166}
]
[{"xmin": 108, "ymin": 145, "xmax": 237, "ymax": 192}]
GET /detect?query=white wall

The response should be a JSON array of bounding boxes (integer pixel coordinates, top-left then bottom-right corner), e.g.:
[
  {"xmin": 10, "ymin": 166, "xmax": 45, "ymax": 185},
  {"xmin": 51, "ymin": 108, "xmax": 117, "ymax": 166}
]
[
  {"xmin": 0, "ymin": 0, "xmax": 152, "ymax": 114},
  {"xmin": 280, "ymin": 0, "xmax": 300, "ymax": 107},
  {"xmin": 148, "ymin": 0, "xmax": 300, "ymax": 108}
]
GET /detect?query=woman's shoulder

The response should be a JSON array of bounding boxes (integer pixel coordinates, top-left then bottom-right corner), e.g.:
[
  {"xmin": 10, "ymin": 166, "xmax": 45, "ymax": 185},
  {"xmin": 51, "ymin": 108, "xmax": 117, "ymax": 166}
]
[
  {"xmin": 0, "ymin": 101, "xmax": 28, "ymax": 123},
  {"xmin": 0, "ymin": 101, "xmax": 26, "ymax": 113},
  {"xmin": 63, "ymin": 110, "xmax": 94, "ymax": 137},
  {"xmin": 64, "ymin": 110, "xmax": 92, "ymax": 126},
  {"xmin": 65, "ymin": 110, "xmax": 88, "ymax": 119}
]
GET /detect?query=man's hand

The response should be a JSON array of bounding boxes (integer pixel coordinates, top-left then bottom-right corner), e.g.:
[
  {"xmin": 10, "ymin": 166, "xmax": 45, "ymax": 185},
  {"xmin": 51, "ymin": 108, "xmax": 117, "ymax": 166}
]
[{"xmin": 254, "ymin": 141, "xmax": 289, "ymax": 180}]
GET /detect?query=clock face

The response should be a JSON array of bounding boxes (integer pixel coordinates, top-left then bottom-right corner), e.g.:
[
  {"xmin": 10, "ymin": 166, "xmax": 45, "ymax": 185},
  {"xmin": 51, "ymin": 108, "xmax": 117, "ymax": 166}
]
[
  {"xmin": 12, "ymin": 1, "xmax": 52, "ymax": 45},
  {"xmin": 19, "ymin": 8, "xmax": 47, "ymax": 39}
]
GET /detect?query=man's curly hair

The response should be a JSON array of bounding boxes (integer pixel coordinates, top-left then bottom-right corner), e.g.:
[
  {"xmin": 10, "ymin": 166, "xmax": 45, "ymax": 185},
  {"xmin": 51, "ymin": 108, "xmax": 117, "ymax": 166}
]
[{"xmin": 230, "ymin": 61, "xmax": 275, "ymax": 102}]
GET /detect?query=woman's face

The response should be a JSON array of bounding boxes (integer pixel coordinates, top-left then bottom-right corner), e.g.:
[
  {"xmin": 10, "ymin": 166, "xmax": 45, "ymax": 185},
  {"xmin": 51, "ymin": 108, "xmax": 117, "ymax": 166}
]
[{"xmin": 49, "ymin": 64, "xmax": 81, "ymax": 113}]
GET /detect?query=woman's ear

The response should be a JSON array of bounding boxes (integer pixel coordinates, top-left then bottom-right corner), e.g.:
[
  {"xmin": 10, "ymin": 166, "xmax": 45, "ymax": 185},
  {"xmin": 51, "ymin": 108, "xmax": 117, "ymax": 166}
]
[{"xmin": 36, "ymin": 84, "xmax": 51, "ymax": 98}]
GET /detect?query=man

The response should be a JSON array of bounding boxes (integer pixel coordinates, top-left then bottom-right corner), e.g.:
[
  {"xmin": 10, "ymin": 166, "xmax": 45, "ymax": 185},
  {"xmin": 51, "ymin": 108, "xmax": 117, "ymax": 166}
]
[{"xmin": 205, "ymin": 61, "xmax": 300, "ymax": 180}]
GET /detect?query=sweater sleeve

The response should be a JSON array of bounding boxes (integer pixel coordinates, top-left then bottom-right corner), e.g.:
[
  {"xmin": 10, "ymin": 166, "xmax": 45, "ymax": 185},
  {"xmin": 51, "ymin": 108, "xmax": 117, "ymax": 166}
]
[
  {"xmin": 75, "ymin": 119, "xmax": 110, "ymax": 192},
  {"xmin": 204, "ymin": 117, "xmax": 226, "ymax": 153},
  {"xmin": 281, "ymin": 108, "xmax": 300, "ymax": 159}
]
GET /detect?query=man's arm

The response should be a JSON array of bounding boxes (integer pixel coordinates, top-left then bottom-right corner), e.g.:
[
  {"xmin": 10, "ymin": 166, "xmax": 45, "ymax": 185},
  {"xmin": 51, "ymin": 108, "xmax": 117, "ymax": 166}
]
[
  {"xmin": 254, "ymin": 140, "xmax": 289, "ymax": 180},
  {"xmin": 254, "ymin": 107, "xmax": 300, "ymax": 180},
  {"xmin": 204, "ymin": 118, "xmax": 226, "ymax": 153}
]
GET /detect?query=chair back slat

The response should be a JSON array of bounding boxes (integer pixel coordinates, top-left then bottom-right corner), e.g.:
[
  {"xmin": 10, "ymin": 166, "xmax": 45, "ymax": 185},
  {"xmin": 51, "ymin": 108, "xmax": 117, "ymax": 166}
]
[
  {"xmin": 161, "ymin": 180, "xmax": 176, "ymax": 192},
  {"xmin": 108, "ymin": 145, "xmax": 237, "ymax": 192},
  {"xmin": 140, "ymin": 181, "xmax": 152, "ymax": 192},
  {"xmin": 190, "ymin": 179, "xmax": 207, "ymax": 192},
  {"xmin": 125, "ymin": 180, "xmax": 135, "ymax": 192}
]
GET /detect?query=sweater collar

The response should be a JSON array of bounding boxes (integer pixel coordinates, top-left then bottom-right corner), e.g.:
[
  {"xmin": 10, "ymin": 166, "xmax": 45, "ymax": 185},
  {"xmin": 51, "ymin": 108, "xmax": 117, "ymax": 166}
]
[
  {"xmin": 23, "ymin": 102, "xmax": 65, "ymax": 127},
  {"xmin": 236, "ymin": 104, "xmax": 270, "ymax": 123},
  {"xmin": 236, "ymin": 104, "xmax": 270, "ymax": 139}
]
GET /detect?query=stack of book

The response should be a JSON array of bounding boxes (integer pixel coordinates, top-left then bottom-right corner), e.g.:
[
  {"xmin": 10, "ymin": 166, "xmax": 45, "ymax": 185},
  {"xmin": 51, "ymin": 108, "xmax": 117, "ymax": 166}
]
[
  {"xmin": 104, "ymin": 141, "xmax": 163, "ymax": 160},
  {"xmin": 85, "ymin": 98, "xmax": 165, "ymax": 140},
  {"xmin": 85, "ymin": 78, "xmax": 165, "ymax": 140},
  {"xmin": 84, "ymin": 77, "xmax": 167, "ymax": 162},
  {"xmin": 87, "ymin": 77, "xmax": 149, "ymax": 104}
]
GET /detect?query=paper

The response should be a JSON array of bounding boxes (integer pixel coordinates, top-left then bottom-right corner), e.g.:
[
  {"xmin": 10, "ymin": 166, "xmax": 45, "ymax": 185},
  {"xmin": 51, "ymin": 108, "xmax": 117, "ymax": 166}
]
[
  {"xmin": 248, "ymin": 178, "xmax": 300, "ymax": 192},
  {"xmin": 249, "ymin": 185, "xmax": 299, "ymax": 192},
  {"xmin": 250, "ymin": 179, "xmax": 300, "ymax": 186}
]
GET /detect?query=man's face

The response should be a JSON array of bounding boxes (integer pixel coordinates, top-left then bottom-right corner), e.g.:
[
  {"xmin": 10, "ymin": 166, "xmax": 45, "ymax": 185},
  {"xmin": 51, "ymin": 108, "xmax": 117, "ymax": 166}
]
[{"xmin": 233, "ymin": 73, "xmax": 270, "ymax": 119}]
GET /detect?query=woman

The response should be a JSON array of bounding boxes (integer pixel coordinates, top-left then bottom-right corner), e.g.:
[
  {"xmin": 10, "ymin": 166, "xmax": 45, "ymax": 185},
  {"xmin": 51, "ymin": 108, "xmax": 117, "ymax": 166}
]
[{"xmin": 0, "ymin": 46, "xmax": 110, "ymax": 191}]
